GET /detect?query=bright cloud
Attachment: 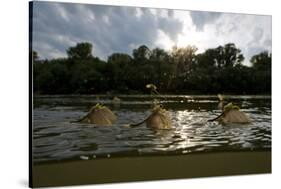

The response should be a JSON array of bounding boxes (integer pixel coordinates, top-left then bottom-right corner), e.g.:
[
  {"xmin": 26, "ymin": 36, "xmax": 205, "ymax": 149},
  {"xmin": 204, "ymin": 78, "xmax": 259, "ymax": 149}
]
[{"xmin": 32, "ymin": 1, "xmax": 271, "ymax": 65}]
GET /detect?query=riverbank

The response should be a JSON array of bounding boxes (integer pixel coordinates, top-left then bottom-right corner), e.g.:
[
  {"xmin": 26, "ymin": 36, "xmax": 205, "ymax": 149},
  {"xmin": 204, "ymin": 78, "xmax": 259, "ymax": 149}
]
[{"xmin": 31, "ymin": 150, "xmax": 271, "ymax": 187}]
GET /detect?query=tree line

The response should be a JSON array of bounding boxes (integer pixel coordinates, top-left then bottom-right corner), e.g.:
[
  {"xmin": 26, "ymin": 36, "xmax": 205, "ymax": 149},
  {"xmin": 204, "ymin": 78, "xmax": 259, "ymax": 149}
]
[{"xmin": 33, "ymin": 42, "xmax": 271, "ymax": 95}]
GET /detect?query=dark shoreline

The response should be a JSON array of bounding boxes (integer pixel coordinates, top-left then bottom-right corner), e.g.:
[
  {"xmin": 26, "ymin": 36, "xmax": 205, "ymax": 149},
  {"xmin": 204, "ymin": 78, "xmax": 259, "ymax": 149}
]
[{"xmin": 32, "ymin": 150, "xmax": 271, "ymax": 188}]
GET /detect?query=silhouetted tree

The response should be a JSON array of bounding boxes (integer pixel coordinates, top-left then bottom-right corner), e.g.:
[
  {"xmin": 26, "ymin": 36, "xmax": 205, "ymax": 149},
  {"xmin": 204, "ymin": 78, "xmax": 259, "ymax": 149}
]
[
  {"xmin": 33, "ymin": 42, "xmax": 271, "ymax": 95},
  {"xmin": 251, "ymin": 51, "xmax": 271, "ymax": 70},
  {"xmin": 108, "ymin": 53, "xmax": 132, "ymax": 65},
  {"xmin": 250, "ymin": 51, "xmax": 272, "ymax": 93},
  {"xmin": 215, "ymin": 43, "xmax": 244, "ymax": 68},
  {"xmin": 67, "ymin": 42, "xmax": 93, "ymax": 60},
  {"xmin": 132, "ymin": 45, "xmax": 151, "ymax": 63}
]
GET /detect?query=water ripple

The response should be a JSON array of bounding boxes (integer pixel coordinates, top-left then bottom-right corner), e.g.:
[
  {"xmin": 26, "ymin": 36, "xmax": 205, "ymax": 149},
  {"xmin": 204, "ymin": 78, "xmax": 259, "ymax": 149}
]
[{"xmin": 33, "ymin": 95, "xmax": 271, "ymax": 164}]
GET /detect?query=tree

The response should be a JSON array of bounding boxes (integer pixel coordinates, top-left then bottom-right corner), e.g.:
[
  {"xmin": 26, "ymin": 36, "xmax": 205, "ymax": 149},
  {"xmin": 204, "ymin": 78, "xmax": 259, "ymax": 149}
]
[
  {"xmin": 196, "ymin": 43, "xmax": 244, "ymax": 69},
  {"xmin": 150, "ymin": 48, "xmax": 169, "ymax": 62},
  {"xmin": 215, "ymin": 43, "xmax": 244, "ymax": 68},
  {"xmin": 67, "ymin": 42, "xmax": 93, "ymax": 59},
  {"xmin": 170, "ymin": 45, "xmax": 198, "ymax": 75},
  {"xmin": 196, "ymin": 49, "xmax": 218, "ymax": 69},
  {"xmin": 106, "ymin": 53, "xmax": 133, "ymax": 91},
  {"xmin": 148, "ymin": 48, "xmax": 173, "ymax": 91},
  {"xmin": 33, "ymin": 41, "xmax": 271, "ymax": 95},
  {"xmin": 189, "ymin": 44, "xmax": 245, "ymax": 94},
  {"xmin": 250, "ymin": 51, "xmax": 271, "ymax": 94},
  {"xmin": 251, "ymin": 51, "xmax": 271, "ymax": 70},
  {"xmin": 108, "ymin": 53, "xmax": 132, "ymax": 65},
  {"xmin": 132, "ymin": 45, "xmax": 151, "ymax": 63}
]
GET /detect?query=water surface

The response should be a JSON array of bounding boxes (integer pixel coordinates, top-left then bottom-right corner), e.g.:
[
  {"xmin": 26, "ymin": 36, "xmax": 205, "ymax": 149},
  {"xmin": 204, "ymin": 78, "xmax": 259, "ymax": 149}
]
[{"xmin": 33, "ymin": 95, "xmax": 271, "ymax": 164}]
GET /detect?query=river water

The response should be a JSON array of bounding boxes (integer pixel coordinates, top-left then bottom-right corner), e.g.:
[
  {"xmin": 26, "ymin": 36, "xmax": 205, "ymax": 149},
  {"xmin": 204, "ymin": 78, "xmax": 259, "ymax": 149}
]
[{"xmin": 33, "ymin": 95, "xmax": 271, "ymax": 164}]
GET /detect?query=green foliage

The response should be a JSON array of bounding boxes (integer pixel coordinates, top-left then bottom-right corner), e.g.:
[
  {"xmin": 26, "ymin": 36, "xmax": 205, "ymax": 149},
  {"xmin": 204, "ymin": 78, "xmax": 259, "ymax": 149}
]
[
  {"xmin": 250, "ymin": 51, "xmax": 271, "ymax": 93},
  {"xmin": 251, "ymin": 51, "xmax": 271, "ymax": 70},
  {"xmin": 33, "ymin": 42, "xmax": 271, "ymax": 95},
  {"xmin": 67, "ymin": 42, "xmax": 93, "ymax": 60},
  {"xmin": 132, "ymin": 45, "xmax": 151, "ymax": 63}
]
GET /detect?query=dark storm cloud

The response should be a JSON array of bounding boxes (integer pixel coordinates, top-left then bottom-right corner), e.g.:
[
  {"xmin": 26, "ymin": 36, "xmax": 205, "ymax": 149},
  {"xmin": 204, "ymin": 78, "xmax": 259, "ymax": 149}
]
[
  {"xmin": 32, "ymin": 2, "xmax": 184, "ymax": 60},
  {"xmin": 190, "ymin": 11, "xmax": 221, "ymax": 31}
]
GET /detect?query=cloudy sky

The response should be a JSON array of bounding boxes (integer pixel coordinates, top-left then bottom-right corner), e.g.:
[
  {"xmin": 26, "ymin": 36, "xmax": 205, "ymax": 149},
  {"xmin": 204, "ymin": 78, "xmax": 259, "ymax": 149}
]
[{"xmin": 32, "ymin": 1, "xmax": 271, "ymax": 65}]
